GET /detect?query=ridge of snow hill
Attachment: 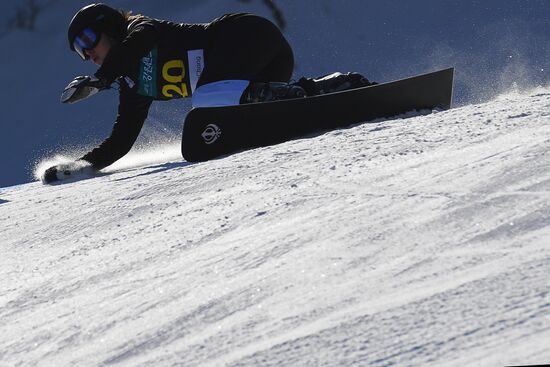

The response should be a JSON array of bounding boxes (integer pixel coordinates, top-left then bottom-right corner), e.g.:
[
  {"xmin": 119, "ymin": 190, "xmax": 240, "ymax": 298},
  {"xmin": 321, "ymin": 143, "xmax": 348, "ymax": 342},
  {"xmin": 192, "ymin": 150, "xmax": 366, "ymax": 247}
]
[{"xmin": 1, "ymin": 88, "xmax": 550, "ymax": 366}]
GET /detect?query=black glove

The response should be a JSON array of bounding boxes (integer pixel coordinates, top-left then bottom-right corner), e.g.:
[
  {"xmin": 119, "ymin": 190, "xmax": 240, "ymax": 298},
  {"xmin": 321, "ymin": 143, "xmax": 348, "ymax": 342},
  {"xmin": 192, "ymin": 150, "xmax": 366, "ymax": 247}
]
[
  {"xmin": 43, "ymin": 166, "xmax": 61, "ymax": 184},
  {"xmin": 41, "ymin": 161, "xmax": 95, "ymax": 184},
  {"xmin": 60, "ymin": 76, "xmax": 111, "ymax": 104}
]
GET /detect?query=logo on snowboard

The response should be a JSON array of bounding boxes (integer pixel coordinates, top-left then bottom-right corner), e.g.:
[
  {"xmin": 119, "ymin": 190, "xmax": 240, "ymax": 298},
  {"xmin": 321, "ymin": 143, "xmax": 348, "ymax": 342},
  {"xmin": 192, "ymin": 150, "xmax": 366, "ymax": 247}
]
[{"xmin": 201, "ymin": 124, "xmax": 222, "ymax": 144}]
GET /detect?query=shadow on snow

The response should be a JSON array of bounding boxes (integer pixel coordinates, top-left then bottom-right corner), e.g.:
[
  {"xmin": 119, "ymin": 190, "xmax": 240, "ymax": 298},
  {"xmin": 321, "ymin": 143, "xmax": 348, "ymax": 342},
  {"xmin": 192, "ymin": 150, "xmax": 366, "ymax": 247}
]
[{"xmin": 112, "ymin": 161, "xmax": 194, "ymax": 182}]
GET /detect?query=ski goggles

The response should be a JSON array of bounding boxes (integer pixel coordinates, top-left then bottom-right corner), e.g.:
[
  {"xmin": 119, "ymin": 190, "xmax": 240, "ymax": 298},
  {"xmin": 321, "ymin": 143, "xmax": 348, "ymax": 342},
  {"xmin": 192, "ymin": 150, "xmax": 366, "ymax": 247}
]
[{"xmin": 73, "ymin": 27, "xmax": 101, "ymax": 60}]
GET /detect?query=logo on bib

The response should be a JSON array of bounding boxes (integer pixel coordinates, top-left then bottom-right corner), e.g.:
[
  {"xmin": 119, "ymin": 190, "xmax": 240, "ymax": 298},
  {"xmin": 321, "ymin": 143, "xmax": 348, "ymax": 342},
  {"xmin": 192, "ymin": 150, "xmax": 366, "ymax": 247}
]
[
  {"xmin": 202, "ymin": 124, "xmax": 222, "ymax": 145},
  {"xmin": 138, "ymin": 48, "xmax": 158, "ymax": 97}
]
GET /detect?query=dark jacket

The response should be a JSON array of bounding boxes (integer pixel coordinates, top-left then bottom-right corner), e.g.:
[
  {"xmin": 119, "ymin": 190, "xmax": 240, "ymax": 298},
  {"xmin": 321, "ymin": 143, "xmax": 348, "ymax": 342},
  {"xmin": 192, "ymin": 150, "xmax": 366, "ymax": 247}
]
[
  {"xmin": 81, "ymin": 14, "xmax": 241, "ymax": 170},
  {"xmin": 80, "ymin": 13, "xmax": 293, "ymax": 170}
]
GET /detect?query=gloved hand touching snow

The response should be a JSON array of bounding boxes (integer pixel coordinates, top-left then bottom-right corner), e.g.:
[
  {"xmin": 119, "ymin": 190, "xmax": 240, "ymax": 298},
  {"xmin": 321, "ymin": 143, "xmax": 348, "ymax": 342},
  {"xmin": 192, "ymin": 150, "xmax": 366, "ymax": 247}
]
[{"xmin": 41, "ymin": 160, "xmax": 95, "ymax": 184}]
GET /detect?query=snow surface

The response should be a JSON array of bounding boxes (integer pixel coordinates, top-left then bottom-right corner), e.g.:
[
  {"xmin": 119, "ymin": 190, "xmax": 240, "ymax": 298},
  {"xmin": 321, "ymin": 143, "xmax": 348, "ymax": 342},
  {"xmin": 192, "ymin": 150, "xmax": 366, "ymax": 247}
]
[
  {"xmin": 2, "ymin": 87, "xmax": 550, "ymax": 366},
  {"xmin": 1, "ymin": 0, "xmax": 549, "ymax": 187}
]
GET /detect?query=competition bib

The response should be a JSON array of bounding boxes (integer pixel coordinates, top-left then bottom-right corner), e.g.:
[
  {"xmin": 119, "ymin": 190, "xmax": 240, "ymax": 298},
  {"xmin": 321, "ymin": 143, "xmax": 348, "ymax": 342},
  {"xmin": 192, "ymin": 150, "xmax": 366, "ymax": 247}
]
[{"xmin": 137, "ymin": 48, "xmax": 204, "ymax": 99}]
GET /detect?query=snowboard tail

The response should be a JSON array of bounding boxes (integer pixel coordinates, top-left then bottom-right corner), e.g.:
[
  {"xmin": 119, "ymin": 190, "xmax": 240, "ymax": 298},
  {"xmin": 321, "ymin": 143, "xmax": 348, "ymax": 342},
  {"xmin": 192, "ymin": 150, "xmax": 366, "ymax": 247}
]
[{"xmin": 182, "ymin": 68, "xmax": 454, "ymax": 162}]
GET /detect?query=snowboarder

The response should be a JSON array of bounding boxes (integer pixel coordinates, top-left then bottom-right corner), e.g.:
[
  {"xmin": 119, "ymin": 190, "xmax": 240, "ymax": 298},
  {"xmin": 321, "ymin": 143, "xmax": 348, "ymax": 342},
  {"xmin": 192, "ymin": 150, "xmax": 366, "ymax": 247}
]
[{"xmin": 43, "ymin": 3, "xmax": 373, "ymax": 183}]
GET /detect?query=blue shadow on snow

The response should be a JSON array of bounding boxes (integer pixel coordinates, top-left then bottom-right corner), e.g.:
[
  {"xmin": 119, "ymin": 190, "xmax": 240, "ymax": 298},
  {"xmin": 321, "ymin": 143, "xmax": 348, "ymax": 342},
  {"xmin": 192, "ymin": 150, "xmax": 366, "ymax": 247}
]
[{"xmin": 113, "ymin": 161, "xmax": 194, "ymax": 182}]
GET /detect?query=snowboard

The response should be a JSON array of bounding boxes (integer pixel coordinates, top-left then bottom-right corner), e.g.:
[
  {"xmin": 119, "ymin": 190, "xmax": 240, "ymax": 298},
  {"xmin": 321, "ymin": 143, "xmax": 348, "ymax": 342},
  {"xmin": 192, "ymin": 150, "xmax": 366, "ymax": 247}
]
[{"xmin": 181, "ymin": 67, "xmax": 454, "ymax": 162}]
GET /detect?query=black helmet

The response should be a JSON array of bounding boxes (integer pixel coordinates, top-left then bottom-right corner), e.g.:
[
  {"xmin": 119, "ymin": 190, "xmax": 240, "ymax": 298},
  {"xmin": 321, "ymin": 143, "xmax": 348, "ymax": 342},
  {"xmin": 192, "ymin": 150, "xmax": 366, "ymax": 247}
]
[{"xmin": 68, "ymin": 3, "xmax": 126, "ymax": 53}]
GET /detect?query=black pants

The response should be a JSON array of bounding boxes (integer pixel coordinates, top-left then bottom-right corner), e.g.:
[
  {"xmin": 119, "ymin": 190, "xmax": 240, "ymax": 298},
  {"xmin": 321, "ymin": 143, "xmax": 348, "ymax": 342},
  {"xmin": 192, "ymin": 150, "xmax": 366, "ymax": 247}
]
[{"xmin": 198, "ymin": 13, "xmax": 294, "ymax": 86}]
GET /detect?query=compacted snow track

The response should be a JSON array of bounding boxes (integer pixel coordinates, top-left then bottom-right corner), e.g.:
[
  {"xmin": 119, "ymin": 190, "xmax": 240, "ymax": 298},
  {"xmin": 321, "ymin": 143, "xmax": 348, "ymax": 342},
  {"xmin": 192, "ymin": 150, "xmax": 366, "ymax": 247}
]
[{"xmin": 1, "ymin": 88, "xmax": 550, "ymax": 366}]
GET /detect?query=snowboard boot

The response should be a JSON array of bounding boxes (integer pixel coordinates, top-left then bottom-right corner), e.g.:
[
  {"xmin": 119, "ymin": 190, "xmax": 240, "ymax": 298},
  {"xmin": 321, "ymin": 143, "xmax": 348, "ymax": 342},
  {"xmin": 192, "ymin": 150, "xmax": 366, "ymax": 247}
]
[
  {"xmin": 294, "ymin": 72, "xmax": 376, "ymax": 96},
  {"xmin": 241, "ymin": 82, "xmax": 307, "ymax": 104}
]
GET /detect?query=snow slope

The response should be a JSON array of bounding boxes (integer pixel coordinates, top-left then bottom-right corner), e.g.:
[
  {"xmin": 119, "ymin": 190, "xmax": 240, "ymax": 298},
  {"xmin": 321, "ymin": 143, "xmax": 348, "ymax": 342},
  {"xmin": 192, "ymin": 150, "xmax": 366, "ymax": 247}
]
[{"xmin": 1, "ymin": 87, "xmax": 550, "ymax": 366}]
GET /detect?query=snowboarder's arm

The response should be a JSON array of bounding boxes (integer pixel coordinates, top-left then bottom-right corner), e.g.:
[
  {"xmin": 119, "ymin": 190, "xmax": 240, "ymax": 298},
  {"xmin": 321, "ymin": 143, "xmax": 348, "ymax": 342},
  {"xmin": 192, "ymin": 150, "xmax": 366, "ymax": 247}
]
[
  {"xmin": 80, "ymin": 90, "xmax": 153, "ymax": 171},
  {"xmin": 95, "ymin": 19, "xmax": 157, "ymax": 83}
]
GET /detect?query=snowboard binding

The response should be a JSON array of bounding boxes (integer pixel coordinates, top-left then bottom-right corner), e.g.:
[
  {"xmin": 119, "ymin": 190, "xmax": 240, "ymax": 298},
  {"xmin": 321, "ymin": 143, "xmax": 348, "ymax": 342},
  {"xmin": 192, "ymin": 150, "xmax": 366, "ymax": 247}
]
[
  {"xmin": 241, "ymin": 82, "xmax": 307, "ymax": 104},
  {"xmin": 294, "ymin": 72, "xmax": 376, "ymax": 96}
]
